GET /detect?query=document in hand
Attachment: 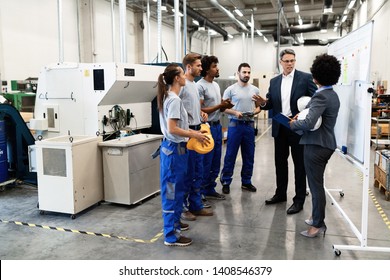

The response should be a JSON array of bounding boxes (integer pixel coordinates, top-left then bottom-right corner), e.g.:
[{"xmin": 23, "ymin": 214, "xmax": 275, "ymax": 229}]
[{"xmin": 273, "ymin": 113, "xmax": 303, "ymax": 135}]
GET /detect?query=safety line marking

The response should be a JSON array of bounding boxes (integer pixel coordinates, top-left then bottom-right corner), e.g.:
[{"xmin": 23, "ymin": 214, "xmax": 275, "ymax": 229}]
[
  {"xmin": 354, "ymin": 169, "xmax": 390, "ymax": 231},
  {"xmin": 0, "ymin": 219, "xmax": 163, "ymax": 243},
  {"xmin": 368, "ymin": 189, "xmax": 390, "ymax": 230}
]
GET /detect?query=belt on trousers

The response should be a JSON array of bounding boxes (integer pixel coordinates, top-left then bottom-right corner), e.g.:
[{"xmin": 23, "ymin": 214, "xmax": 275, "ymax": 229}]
[
  {"xmin": 189, "ymin": 124, "xmax": 201, "ymax": 130},
  {"xmin": 207, "ymin": 120, "xmax": 220, "ymax": 126},
  {"xmin": 231, "ymin": 119, "xmax": 254, "ymax": 125}
]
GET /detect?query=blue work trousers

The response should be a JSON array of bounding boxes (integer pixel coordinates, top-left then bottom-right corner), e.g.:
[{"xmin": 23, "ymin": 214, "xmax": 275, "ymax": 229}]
[
  {"xmin": 221, "ymin": 119, "xmax": 255, "ymax": 186},
  {"xmin": 201, "ymin": 123, "xmax": 223, "ymax": 195},
  {"xmin": 184, "ymin": 149, "xmax": 204, "ymax": 211},
  {"xmin": 160, "ymin": 140, "xmax": 188, "ymax": 243}
]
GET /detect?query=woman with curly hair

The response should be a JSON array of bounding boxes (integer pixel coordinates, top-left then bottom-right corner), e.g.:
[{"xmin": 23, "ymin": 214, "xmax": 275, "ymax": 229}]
[{"xmin": 289, "ymin": 54, "xmax": 341, "ymax": 238}]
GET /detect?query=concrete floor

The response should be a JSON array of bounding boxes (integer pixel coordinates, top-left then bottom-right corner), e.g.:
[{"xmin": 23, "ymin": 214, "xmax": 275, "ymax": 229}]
[{"xmin": 1, "ymin": 119, "xmax": 390, "ymax": 260}]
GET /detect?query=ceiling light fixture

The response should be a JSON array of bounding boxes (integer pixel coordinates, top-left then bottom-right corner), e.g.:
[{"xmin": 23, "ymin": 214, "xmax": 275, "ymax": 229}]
[
  {"xmin": 323, "ymin": 6, "xmax": 333, "ymax": 14},
  {"xmin": 171, "ymin": 9, "xmax": 183, "ymax": 17},
  {"xmin": 192, "ymin": 19, "xmax": 199, "ymax": 26},
  {"xmin": 348, "ymin": 0, "xmax": 357, "ymax": 10},
  {"xmin": 294, "ymin": 1, "xmax": 300, "ymax": 13},
  {"xmin": 263, "ymin": 36, "xmax": 268, "ymax": 43},
  {"xmin": 341, "ymin": 15, "xmax": 348, "ymax": 23},
  {"xmin": 234, "ymin": 9, "xmax": 243, "ymax": 17},
  {"xmin": 298, "ymin": 15, "xmax": 303, "ymax": 25},
  {"xmin": 256, "ymin": 30, "xmax": 263, "ymax": 36}
]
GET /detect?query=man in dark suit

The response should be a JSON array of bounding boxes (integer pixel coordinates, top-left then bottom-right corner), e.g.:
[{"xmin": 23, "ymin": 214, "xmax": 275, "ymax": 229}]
[{"xmin": 254, "ymin": 49, "xmax": 317, "ymax": 214}]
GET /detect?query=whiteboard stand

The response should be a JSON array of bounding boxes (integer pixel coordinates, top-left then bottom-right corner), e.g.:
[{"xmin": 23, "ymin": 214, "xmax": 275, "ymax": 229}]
[{"xmin": 330, "ymin": 87, "xmax": 390, "ymax": 256}]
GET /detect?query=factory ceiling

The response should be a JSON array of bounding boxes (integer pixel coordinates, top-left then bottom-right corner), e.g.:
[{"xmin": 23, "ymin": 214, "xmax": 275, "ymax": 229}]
[{"xmin": 123, "ymin": 0, "xmax": 357, "ymax": 40}]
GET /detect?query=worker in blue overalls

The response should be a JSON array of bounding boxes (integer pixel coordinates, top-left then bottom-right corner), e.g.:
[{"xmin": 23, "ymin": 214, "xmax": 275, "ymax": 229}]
[
  {"xmin": 197, "ymin": 55, "xmax": 234, "ymax": 200},
  {"xmin": 157, "ymin": 63, "xmax": 209, "ymax": 247},
  {"xmin": 220, "ymin": 63, "xmax": 261, "ymax": 194}
]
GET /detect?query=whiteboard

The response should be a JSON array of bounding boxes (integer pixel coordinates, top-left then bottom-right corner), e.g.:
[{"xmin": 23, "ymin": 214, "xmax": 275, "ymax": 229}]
[{"xmin": 328, "ymin": 21, "xmax": 374, "ymax": 164}]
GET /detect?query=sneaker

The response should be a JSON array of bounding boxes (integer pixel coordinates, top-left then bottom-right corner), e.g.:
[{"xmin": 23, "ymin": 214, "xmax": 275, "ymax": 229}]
[
  {"xmin": 222, "ymin": 185, "xmax": 230, "ymax": 194},
  {"xmin": 180, "ymin": 221, "xmax": 189, "ymax": 231},
  {"xmin": 202, "ymin": 201, "xmax": 212, "ymax": 208},
  {"xmin": 164, "ymin": 235, "xmax": 192, "ymax": 247},
  {"xmin": 181, "ymin": 211, "xmax": 197, "ymax": 221},
  {"xmin": 190, "ymin": 208, "xmax": 214, "ymax": 216},
  {"xmin": 241, "ymin": 184, "xmax": 257, "ymax": 192},
  {"xmin": 205, "ymin": 192, "xmax": 226, "ymax": 200}
]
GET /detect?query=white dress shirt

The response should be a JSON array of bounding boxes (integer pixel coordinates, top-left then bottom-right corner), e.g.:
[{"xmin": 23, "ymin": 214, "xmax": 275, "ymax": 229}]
[{"xmin": 281, "ymin": 69, "xmax": 295, "ymax": 116}]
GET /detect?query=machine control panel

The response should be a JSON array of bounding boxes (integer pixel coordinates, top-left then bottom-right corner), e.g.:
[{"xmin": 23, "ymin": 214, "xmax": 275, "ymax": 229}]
[{"xmin": 124, "ymin": 68, "xmax": 135, "ymax": 77}]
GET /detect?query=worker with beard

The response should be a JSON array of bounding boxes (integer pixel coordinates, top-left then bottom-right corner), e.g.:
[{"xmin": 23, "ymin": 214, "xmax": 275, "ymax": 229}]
[{"xmin": 220, "ymin": 63, "xmax": 261, "ymax": 194}]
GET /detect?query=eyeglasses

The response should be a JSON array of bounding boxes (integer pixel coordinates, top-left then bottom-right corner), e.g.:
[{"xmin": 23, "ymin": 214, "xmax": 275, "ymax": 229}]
[{"xmin": 281, "ymin": 59, "xmax": 296, "ymax": 63}]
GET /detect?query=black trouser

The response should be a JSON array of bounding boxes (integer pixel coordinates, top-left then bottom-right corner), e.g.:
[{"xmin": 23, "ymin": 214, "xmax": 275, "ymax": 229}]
[
  {"xmin": 273, "ymin": 125, "xmax": 306, "ymax": 205},
  {"xmin": 304, "ymin": 144, "xmax": 334, "ymax": 228}
]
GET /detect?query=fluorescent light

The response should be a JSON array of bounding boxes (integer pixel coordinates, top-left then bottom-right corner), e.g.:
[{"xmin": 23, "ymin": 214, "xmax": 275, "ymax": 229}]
[
  {"xmin": 247, "ymin": 20, "xmax": 253, "ymax": 27},
  {"xmin": 171, "ymin": 8, "xmax": 183, "ymax": 17},
  {"xmin": 263, "ymin": 36, "xmax": 268, "ymax": 43},
  {"xmin": 298, "ymin": 15, "xmax": 303, "ymax": 25},
  {"xmin": 348, "ymin": 0, "xmax": 356, "ymax": 10},
  {"xmin": 192, "ymin": 20, "xmax": 199, "ymax": 26},
  {"xmin": 234, "ymin": 9, "xmax": 243, "ymax": 17},
  {"xmin": 256, "ymin": 30, "xmax": 263, "ymax": 36},
  {"xmin": 341, "ymin": 15, "xmax": 347, "ymax": 23},
  {"xmin": 294, "ymin": 1, "xmax": 299, "ymax": 13},
  {"xmin": 323, "ymin": 7, "xmax": 333, "ymax": 14},
  {"xmin": 208, "ymin": 29, "xmax": 217, "ymax": 36}
]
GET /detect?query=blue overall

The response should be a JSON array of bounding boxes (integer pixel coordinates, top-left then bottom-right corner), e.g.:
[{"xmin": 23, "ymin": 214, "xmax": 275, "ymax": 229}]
[
  {"xmin": 160, "ymin": 139, "xmax": 188, "ymax": 243},
  {"xmin": 201, "ymin": 121, "xmax": 223, "ymax": 195},
  {"xmin": 221, "ymin": 119, "xmax": 255, "ymax": 186},
  {"xmin": 185, "ymin": 148, "xmax": 204, "ymax": 211}
]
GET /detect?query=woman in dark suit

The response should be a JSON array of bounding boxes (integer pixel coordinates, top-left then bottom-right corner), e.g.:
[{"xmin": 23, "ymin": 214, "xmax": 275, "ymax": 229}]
[{"xmin": 290, "ymin": 54, "xmax": 341, "ymax": 238}]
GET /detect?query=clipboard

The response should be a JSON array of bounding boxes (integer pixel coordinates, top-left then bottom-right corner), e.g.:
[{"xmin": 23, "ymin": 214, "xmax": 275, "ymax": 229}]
[{"xmin": 273, "ymin": 113, "xmax": 303, "ymax": 135}]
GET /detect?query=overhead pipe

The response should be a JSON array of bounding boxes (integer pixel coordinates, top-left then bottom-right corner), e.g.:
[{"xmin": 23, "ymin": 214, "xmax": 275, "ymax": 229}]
[
  {"xmin": 119, "ymin": 0, "xmax": 127, "ymax": 63},
  {"xmin": 111, "ymin": 0, "xmax": 116, "ymax": 62},
  {"xmin": 174, "ymin": 0, "xmax": 181, "ymax": 62},
  {"xmin": 166, "ymin": 0, "xmax": 228, "ymax": 39},
  {"xmin": 57, "ymin": 0, "xmax": 64, "ymax": 63},
  {"xmin": 209, "ymin": 0, "xmax": 248, "ymax": 32}
]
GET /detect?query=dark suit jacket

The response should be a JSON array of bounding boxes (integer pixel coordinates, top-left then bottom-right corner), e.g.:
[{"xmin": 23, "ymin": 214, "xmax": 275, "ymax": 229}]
[
  {"xmin": 290, "ymin": 88, "xmax": 340, "ymax": 150},
  {"xmin": 262, "ymin": 70, "xmax": 317, "ymax": 137}
]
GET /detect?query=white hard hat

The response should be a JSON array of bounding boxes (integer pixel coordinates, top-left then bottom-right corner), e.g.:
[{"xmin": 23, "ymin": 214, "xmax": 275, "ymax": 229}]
[
  {"xmin": 297, "ymin": 96, "xmax": 311, "ymax": 112},
  {"xmin": 298, "ymin": 108, "xmax": 322, "ymax": 131}
]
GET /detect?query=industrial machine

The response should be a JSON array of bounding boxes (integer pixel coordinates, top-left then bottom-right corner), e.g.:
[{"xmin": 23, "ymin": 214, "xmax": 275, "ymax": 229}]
[
  {"xmin": 30, "ymin": 63, "xmax": 166, "ymax": 213},
  {"xmin": 30, "ymin": 62, "xmax": 165, "ymax": 138}
]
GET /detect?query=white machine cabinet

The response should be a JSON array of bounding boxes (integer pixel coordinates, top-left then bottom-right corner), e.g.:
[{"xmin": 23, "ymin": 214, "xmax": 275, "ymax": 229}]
[
  {"xmin": 99, "ymin": 134, "xmax": 162, "ymax": 205},
  {"xmin": 35, "ymin": 135, "xmax": 103, "ymax": 218}
]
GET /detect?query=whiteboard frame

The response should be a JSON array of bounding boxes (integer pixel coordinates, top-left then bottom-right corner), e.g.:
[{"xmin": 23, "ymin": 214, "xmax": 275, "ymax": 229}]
[{"xmin": 327, "ymin": 21, "xmax": 390, "ymax": 256}]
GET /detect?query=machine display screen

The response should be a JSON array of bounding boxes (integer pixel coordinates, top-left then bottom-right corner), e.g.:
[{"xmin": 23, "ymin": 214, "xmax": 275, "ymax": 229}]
[
  {"xmin": 124, "ymin": 68, "xmax": 135, "ymax": 77},
  {"xmin": 93, "ymin": 69, "xmax": 105, "ymax": 91}
]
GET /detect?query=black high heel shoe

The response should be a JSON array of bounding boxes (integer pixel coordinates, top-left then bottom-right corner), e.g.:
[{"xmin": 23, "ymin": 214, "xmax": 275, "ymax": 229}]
[{"xmin": 300, "ymin": 225, "xmax": 327, "ymax": 238}]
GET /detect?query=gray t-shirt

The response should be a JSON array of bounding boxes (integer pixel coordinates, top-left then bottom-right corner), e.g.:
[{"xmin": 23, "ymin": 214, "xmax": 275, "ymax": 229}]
[
  {"xmin": 223, "ymin": 83, "xmax": 260, "ymax": 120},
  {"xmin": 179, "ymin": 79, "xmax": 202, "ymax": 126},
  {"xmin": 159, "ymin": 92, "xmax": 189, "ymax": 143},
  {"xmin": 197, "ymin": 78, "xmax": 221, "ymax": 122}
]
